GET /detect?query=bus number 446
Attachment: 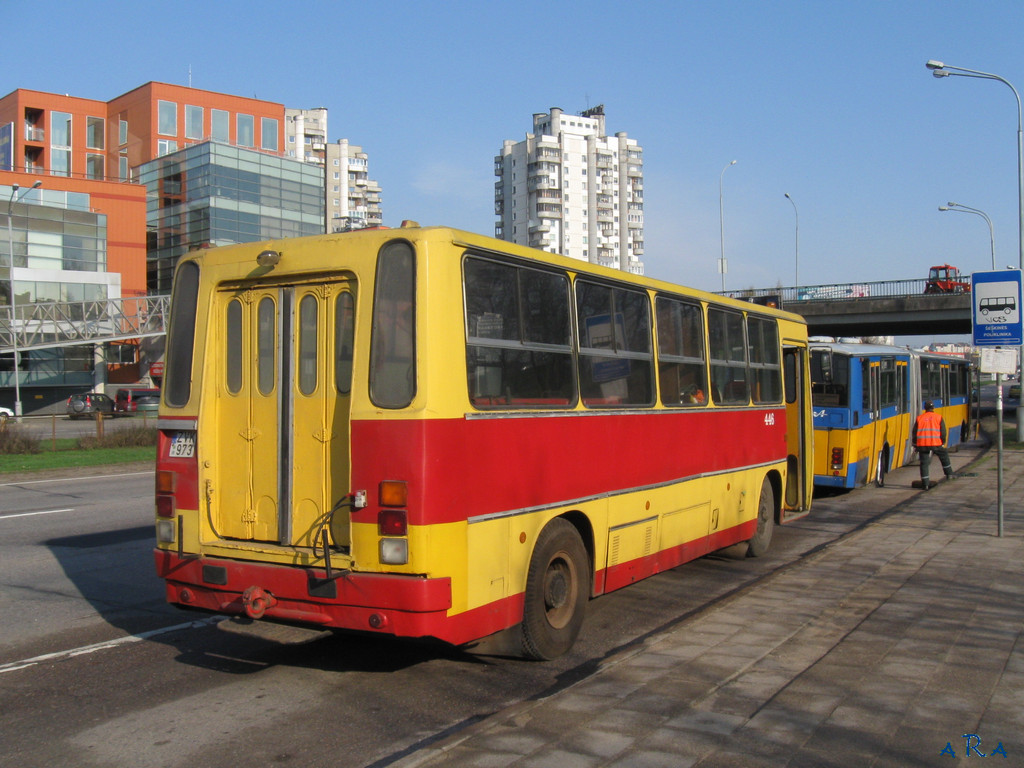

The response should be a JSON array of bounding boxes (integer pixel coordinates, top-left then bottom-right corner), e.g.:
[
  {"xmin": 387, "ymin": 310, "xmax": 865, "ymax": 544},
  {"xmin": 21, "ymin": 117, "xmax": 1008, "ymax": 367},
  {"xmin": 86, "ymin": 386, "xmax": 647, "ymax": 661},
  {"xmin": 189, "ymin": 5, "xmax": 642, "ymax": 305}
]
[{"xmin": 764, "ymin": 413, "xmax": 776, "ymax": 427}]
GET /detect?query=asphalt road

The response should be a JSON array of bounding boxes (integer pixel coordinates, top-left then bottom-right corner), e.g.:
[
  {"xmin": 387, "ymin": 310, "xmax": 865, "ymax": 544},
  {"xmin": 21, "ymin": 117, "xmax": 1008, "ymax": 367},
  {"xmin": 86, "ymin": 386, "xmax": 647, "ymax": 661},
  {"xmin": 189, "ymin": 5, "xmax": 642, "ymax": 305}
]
[{"xmin": 0, "ymin": 450, "xmax": 985, "ymax": 768}]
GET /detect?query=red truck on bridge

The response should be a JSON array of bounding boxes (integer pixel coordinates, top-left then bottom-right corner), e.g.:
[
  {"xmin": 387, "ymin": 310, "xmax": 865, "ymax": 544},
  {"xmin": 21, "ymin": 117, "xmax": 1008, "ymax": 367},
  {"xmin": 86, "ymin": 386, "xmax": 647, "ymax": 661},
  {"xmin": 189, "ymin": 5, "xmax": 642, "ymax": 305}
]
[{"xmin": 925, "ymin": 264, "xmax": 971, "ymax": 294}]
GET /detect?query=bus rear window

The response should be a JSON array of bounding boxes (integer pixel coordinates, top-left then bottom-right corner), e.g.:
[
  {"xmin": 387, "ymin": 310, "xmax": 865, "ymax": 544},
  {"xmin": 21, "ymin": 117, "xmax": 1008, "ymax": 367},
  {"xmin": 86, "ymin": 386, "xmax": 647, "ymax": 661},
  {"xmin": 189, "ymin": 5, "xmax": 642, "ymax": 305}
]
[
  {"xmin": 165, "ymin": 260, "xmax": 200, "ymax": 408},
  {"xmin": 370, "ymin": 241, "xmax": 415, "ymax": 408}
]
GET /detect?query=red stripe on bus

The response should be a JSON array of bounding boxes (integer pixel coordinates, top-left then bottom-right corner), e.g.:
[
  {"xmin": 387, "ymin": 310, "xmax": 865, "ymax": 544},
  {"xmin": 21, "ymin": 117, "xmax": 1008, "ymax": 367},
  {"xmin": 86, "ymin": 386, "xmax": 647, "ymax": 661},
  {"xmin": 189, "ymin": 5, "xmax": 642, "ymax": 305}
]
[{"xmin": 351, "ymin": 409, "xmax": 786, "ymax": 526}]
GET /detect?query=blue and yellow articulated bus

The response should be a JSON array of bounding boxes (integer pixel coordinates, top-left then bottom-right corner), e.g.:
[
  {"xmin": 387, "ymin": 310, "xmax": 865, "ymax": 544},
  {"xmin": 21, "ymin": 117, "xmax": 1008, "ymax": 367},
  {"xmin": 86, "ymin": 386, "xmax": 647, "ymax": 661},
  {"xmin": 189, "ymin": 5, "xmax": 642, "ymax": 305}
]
[{"xmin": 810, "ymin": 341, "xmax": 971, "ymax": 489}]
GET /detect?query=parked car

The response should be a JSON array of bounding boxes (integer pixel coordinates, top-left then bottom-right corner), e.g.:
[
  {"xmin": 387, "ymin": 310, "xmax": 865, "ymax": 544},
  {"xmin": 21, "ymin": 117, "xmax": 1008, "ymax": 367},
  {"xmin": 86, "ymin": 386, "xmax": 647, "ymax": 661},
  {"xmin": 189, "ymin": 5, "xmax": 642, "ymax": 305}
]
[
  {"xmin": 66, "ymin": 392, "xmax": 115, "ymax": 419},
  {"xmin": 0, "ymin": 406, "xmax": 12, "ymax": 424},
  {"xmin": 114, "ymin": 387, "xmax": 161, "ymax": 414}
]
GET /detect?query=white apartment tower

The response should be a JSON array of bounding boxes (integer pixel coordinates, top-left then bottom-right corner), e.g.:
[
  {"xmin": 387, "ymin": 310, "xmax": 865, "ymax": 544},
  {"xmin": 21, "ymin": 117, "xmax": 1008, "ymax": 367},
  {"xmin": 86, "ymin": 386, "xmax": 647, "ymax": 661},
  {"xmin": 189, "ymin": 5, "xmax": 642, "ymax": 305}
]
[
  {"xmin": 286, "ymin": 108, "xmax": 383, "ymax": 231},
  {"xmin": 495, "ymin": 106, "xmax": 644, "ymax": 274},
  {"xmin": 326, "ymin": 139, "xmax": 383, "ymax": 231},
  {"xmin": 285, "ymin": 107, "xmax": 329, "ymax": 166}
]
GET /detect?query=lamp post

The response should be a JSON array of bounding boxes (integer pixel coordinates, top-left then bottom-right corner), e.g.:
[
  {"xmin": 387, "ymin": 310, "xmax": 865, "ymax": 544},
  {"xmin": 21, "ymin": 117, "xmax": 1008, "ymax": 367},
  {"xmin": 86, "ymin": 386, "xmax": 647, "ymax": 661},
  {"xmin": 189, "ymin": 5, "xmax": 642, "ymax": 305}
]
[
  {"xmin": 927, "ymin": 59, "xmax": 1024, "ymax": 440},
  {"xmin": 6, "ymin": 180, "xmax": 41, "ymax": 419},
  {"xmin": 719, "ymin": 160, "xmax": 736, "ymax": 291},
  {"xmin": 938, "ymin": 202, "xmax": 995, "ymax": 270},
  {"xmin": 785, "ymin": 192, "xmax": 800, "ymax": 288}
]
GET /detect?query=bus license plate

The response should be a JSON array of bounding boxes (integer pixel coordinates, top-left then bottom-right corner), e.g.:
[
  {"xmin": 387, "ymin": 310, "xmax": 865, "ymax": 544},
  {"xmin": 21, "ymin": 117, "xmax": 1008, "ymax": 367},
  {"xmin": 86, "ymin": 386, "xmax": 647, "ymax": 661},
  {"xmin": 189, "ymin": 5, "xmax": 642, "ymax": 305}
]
[{"xmin": 169, "ymin": 432, "xmax": 196, "ymax": 458}]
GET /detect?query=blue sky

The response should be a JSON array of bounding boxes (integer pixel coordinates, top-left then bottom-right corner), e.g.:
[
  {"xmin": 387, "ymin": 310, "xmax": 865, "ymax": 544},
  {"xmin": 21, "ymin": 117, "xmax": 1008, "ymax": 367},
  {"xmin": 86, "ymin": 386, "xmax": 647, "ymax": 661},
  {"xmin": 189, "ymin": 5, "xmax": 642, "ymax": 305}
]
[{"xmin": 10, "ymin": 0, "xmax": 1024, "ymax": 303}]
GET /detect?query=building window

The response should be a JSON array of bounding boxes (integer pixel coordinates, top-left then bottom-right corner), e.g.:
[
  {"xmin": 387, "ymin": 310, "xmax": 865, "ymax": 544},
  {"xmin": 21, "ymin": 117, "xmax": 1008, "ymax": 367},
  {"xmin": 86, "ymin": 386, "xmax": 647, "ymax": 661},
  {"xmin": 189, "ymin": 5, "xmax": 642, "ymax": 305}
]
[
  {"xmin": 119, "ymin": 156, "xmax": 129, "ymax": 180},
  {"xmin": 86, "ymin": 153, "xmax": 104, "ymax": 180},
  {"xmin": 86, "ymin": 117, "xmax": 104, "ymax": 150},
  {"xmin": 52, "ymin": 149, "xmax": 71, "ymax": 177},
  {"xmin": 119, "ymin": 119, "xmax": 128, "ymax": 146},
  {"xmin": 211, "ymin": 109, "xmax": 229, "ymax": 142},
  {"xmin": 185, "ymin": 105, "xmax": 203, "ymax": 140},
  {"xmin": 51, "ymin": 111, "xmax": 72, "ymax": 148},
  {"xmin": 157, "ymin": 139, "xmax": 177, "ymax": 156},
  {"xmin": 158, "ymin": 101, "xmax": 177, "ymax": 136},
  {"xmin": 261, "ymin": 117, "xmax": 278, "ymax": 151},
  {"xmin": 237, "ymin": 114, "xmax": 254, "ymax": 147}
]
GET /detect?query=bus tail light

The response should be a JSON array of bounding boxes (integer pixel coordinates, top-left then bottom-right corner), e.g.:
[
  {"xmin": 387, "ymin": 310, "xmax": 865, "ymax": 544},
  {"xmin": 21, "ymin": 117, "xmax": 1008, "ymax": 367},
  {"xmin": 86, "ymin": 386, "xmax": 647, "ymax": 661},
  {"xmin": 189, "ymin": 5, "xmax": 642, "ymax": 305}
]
[
  {"xmin": 156, "ymin": 469, "xmax": 176, "ymax": 518},
  {"xmin": 379, "ymin": 480, "xmax": 408, "ymax": 507},
  {"xmin": 830, "ymin": 447, "xmax": 844, "ymax": 472},
  {"xmin": 378, "ymin": 508, "xmax": 407, "ymax": 536},
  {"xmin": 378, "ymin": 480, "xmax": 408, "ymax": 563},
  {"xmin": 380, "ymin": 538, "xmax": 409, "ymax": 564}
]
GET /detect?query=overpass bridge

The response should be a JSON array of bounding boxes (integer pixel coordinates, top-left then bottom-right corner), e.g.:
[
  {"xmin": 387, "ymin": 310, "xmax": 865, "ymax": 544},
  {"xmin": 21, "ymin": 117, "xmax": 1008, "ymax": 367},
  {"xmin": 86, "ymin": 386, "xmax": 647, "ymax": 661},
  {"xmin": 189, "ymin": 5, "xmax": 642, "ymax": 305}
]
[
  {"xmin": 727, "ymin": 277, "xmax": 972, "ymax": 337},
  {"xmin": 1, "ymin": 295, "xmax": 169, "ymax": 354},
  {"xmin": 1, "ymin": 278, "xmax": 972, "ymax": 357}
]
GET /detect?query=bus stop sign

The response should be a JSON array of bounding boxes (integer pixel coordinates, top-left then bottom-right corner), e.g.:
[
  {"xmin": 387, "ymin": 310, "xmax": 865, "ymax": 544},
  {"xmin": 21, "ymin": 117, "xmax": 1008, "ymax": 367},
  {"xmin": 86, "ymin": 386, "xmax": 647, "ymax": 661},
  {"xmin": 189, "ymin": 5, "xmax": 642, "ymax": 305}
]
[{"xmin": 972, "ymin": 269, "xmax": 1023, "ymax": 346}]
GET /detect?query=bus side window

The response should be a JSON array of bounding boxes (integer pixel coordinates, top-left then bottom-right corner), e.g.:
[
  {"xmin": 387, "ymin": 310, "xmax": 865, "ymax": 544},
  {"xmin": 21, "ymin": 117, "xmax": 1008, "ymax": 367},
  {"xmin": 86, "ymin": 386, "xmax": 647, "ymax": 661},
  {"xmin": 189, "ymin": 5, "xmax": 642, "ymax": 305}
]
[
  {"xmin": 747, "ymin": 316, "xmax": 780, "ymax": 404},
  {"xmin": 655, "ymin": 295, "xmax": 707, "ymax": 406},
  {"xmin": 577, "ymin": 281, "xmax": 653, "ymax": 407},
  {"xmin": 708, "ymin": 308, "xmax": 748, "ymax": 405},
  {"xmin": 464, "ymin": 256, "xmax": 574, "ymax": 408}
]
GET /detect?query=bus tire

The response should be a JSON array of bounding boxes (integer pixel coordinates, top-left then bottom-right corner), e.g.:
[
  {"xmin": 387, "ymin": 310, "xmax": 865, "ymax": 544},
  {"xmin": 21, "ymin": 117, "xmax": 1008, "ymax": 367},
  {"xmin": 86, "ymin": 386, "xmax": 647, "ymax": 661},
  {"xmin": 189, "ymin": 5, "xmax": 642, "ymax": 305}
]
[
  {"xmin": 521, "ymin": 518, "xmax": 589, "ymax": 660},
  {"xmin": 875, "ymin": 448, "xmax": 887, "ymax": 488},
  {"xmin": 747, "ymin": 477, "xmax": 775, "ymax": 558}
]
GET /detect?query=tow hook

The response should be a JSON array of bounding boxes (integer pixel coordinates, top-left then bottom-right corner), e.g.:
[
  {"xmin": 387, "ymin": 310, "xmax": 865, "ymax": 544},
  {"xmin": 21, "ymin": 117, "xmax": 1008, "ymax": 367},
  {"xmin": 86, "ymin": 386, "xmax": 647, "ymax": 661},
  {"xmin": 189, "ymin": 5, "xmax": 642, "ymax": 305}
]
[{"xmin": 241, "ymin": 586, "xmax": 277, "ymax": 619}]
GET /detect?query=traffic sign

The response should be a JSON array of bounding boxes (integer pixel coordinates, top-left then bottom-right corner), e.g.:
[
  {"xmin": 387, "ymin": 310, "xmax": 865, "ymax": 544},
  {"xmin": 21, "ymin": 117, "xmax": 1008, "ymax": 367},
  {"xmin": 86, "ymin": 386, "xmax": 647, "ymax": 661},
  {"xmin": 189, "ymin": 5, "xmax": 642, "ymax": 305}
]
[{"xmin": 972, "ymin": 269, "xmax": 1023, "ymax": 346}]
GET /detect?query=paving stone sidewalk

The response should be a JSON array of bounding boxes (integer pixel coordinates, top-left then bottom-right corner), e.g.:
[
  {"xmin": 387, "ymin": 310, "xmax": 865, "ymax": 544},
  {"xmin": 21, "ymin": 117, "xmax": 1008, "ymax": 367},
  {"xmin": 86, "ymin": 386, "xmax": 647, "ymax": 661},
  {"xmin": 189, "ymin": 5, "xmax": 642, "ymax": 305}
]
[{"xmin": 396, "ymin": 443, "xmax": 1023, "ymax": 768}]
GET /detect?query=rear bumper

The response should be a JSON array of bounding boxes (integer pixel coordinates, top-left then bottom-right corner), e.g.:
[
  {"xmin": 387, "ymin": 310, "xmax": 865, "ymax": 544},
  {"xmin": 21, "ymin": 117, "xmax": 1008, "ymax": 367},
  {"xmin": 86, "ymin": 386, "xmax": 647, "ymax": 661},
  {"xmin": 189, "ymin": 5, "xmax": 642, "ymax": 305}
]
[{"xmin": 155, "ymin": 549, "xmax": 455, "ymax": 640}]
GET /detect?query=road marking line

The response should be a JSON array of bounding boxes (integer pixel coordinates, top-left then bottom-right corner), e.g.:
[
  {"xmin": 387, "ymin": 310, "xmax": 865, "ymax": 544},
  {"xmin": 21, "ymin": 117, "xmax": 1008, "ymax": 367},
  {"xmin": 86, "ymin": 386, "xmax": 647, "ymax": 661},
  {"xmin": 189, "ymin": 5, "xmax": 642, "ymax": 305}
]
[
  {"xmin": 0, "ymin": 470, "xmax": 153, "ymax": 488},
  {"xmin": 1, "ymin": 508, "xmax": 75, "ymax": 520},
  {"xmin": 0, "ymin": 618, "xmax": 221, "ymax": 674}
]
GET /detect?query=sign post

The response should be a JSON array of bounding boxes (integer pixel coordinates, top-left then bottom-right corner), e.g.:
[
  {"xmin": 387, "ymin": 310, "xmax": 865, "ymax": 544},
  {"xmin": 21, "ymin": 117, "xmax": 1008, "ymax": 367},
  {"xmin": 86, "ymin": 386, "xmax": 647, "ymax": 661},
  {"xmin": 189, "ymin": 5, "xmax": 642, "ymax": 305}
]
[{"xmin": 972, "ymin": 269, "xmax": 1024, "ymax": 537}]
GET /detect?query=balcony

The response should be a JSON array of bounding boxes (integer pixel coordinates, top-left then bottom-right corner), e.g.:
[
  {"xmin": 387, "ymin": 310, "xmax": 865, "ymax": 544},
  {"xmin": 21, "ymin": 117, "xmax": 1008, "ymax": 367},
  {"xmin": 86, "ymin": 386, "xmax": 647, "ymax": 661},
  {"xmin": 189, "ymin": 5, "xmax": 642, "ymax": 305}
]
[
  {"xmin": 528, "ymin": 176, "xmax": 557, "ymax": 191},
  {"xmin": 24, "ymin": 127, "xmax": 44, "ymax": 143}
]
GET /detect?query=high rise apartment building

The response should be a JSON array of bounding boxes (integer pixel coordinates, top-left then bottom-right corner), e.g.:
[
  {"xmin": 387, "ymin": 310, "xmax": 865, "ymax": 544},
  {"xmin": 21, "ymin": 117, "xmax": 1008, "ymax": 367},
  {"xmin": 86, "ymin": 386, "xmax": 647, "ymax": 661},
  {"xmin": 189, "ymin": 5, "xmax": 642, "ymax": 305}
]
[
  {"xmin": 285, "ymin": 107, "xmax": 328, "ymax": 166},
  {"xmin": 494, "ymin": 106, "xmax": 644, "ymax": 274},
  {"xmin": 326, "ymin": 139, "xmax": 383, "ymax": 231},
  {"xmin": 286, "ymin": 109, "xmax": 383, "ymax": 231}
]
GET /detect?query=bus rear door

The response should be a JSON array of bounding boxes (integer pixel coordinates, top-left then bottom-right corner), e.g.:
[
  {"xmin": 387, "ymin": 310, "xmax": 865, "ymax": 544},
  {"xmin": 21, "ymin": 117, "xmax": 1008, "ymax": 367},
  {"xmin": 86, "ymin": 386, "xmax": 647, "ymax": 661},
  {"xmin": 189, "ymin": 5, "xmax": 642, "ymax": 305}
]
[{"xmin": 214, "ymin": 281, "xmax": 355, "ymax": 550}]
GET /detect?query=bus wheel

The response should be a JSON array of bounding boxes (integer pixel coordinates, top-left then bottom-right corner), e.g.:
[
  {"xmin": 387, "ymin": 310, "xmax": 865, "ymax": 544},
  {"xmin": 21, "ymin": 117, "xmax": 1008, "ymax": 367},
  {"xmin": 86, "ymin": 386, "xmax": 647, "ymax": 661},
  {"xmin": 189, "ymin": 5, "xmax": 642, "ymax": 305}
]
[
  {"xmin": 521, "ymin": 518, "xmax": 589, "ymax": 660},
  {"xmin": 747, "ymin": 477, "xmax": 775, "ymax": 558},
  {"xmin": 875, "ymin": 448, "xmax": 887, "ymax": 488}
]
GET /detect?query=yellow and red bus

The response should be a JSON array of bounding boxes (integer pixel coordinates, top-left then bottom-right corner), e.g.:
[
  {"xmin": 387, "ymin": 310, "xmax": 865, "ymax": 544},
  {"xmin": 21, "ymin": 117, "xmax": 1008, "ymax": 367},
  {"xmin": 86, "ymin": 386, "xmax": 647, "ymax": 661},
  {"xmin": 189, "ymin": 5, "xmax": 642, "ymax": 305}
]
[{"xmin": 154, "ymin": 223, "xmax": 813, "ymax": 658}]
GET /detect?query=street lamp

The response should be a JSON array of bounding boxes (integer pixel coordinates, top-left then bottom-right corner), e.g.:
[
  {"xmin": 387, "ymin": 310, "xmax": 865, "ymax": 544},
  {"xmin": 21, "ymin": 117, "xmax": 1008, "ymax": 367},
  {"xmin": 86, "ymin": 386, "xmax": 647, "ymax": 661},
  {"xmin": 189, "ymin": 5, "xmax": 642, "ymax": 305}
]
[
  {"xmin": 785, "ymin": 192, "xmax": 800, "ymax": 287},
  {"xmin": 927, "ymin": 59, "xmax": 1024, "ymax": 440},
  {"xmin": 719, "ymin": 160, "xmax": 736, "ymax": 291},
  {"xmin": 938, "ymin": 202, "xmax": 995, "ymax": 270},
  {"xmin": 6, "ymin": 180, "xmax": 42, "ymax": 419}
]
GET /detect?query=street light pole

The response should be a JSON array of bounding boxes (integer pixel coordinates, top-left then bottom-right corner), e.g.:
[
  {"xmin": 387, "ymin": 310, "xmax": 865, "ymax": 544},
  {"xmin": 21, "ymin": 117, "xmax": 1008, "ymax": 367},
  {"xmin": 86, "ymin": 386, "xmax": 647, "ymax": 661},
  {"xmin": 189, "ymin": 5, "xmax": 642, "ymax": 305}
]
[
  {"xmin": 785, "ymin": 192, "xmax": 800, "ymax": 287},
  {"xmin": 938, "ymin": 202, "xmax": 995, "ymax": 270},
  {"xmin": 6, "ymin": 180, "xmax": 42, "ymax": 419},
  {"xmin": 926, "ymin": 59, "xmax": 1024, "ymax": 440},
  {"xmin": 719, "ymin": 160, "xmax": 736, "ymax": 292}
]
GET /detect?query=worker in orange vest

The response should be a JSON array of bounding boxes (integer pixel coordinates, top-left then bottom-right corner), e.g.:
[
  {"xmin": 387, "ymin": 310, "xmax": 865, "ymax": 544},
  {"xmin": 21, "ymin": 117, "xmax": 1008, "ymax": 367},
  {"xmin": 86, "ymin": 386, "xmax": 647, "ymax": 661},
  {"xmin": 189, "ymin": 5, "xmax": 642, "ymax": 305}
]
[{"xmin": 912, "ymin": 401, "xmax": 954, "ymax": 489}]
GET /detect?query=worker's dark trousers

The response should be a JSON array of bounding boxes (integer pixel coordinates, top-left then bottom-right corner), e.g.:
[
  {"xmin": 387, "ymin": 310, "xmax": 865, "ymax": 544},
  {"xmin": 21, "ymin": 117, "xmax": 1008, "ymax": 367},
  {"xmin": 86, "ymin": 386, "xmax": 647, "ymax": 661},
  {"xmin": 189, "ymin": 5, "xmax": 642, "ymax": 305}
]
[{"xmin": 918, "ymin": 446, "xmax": 953, "ymax": 486}]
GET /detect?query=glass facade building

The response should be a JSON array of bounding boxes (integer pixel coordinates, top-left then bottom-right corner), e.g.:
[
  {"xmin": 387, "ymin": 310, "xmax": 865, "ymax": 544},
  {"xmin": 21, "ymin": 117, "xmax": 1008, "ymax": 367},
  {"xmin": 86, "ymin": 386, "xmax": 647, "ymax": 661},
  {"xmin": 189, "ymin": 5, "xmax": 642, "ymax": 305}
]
[
  {"xmin": 1, "ymin": 184, "xmax": 110, "ymax": 308},
  {"xmin": 138, "ymin": 141, "xmax": 325, "ymax": 293}
]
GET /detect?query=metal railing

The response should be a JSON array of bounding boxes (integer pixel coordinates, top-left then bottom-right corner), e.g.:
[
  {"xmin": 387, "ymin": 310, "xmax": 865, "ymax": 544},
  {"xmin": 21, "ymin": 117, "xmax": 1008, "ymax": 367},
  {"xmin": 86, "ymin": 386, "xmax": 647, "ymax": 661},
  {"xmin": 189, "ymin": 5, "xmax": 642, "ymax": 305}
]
[
  {"xmin": 0, "ymin": 295, "xmax": 170, "ymax": 353},
  {"xmin": 723, "ymin": 278, "xmax": 931, "ymax": 304}
]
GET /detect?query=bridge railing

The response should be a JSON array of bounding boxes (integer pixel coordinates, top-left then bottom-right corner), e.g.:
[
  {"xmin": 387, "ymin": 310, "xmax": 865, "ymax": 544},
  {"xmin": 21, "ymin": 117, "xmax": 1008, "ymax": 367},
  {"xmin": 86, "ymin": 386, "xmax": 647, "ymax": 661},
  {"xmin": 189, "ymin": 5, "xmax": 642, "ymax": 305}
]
[
  {"xmin": 724, "ymin": 278, "xmax": 930, "ymax": 304},
  {"xmin": 0, "ymin": 295, "xmax": 171, "ymax": 353}
]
